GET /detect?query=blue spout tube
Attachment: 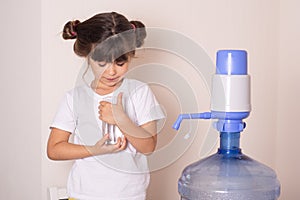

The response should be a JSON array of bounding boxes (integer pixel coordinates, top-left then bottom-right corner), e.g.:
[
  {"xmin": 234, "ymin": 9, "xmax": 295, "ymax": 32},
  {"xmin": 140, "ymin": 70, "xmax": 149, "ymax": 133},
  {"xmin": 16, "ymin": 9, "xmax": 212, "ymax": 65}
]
[
  {"xmin": 172, "ymin": 111, "xmax": 250, "ymax": 132},
  {"xmin": 172, "ymin": 112, "xmax": 212, "ymax": 130}
]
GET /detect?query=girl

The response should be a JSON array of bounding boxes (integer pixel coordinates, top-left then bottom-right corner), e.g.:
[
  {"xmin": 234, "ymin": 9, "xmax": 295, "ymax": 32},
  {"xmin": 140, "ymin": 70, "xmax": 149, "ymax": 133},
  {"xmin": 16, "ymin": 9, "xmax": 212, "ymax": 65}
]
[{"xmin": 47, "ymin": 12, "xmax": 165, "ymax": 200}]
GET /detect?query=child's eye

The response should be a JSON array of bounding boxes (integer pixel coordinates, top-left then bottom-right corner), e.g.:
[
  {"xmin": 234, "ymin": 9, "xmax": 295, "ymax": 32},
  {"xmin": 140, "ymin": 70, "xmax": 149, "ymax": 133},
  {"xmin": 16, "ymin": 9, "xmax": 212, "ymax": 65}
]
[
  {"xmin": 116, "ymin": 62, "xmax": 126, "ymax": 67},
  {"xmin": 97, "ymin": 62, "xmax": 107, "ymax": 67}
]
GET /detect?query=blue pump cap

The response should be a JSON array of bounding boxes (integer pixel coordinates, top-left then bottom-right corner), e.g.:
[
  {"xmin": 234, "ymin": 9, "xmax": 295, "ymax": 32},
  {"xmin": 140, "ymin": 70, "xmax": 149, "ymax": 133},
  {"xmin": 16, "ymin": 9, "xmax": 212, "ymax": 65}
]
[{"xmin": 216, "ymin": 50, "xmax": 248, "ymax": 75}]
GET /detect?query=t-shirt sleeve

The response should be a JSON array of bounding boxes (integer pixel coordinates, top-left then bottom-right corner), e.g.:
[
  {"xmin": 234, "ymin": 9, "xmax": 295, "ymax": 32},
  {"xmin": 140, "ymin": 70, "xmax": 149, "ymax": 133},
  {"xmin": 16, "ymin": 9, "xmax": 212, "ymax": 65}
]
[
  {"xmin": 132, "ymin": 83, "xmax": 165, "ymax": 126},
  {"xmin": 50, "ymin": 91, "xmax": 76, "ymax": 133}
]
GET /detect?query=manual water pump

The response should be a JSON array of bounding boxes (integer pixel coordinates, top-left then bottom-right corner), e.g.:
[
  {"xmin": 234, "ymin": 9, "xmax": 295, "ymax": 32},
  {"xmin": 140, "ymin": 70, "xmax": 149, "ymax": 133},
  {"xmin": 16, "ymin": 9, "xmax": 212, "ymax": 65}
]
[{"xmin": 173, "ymin": 50, "xmax": 280, "ymax": 200}]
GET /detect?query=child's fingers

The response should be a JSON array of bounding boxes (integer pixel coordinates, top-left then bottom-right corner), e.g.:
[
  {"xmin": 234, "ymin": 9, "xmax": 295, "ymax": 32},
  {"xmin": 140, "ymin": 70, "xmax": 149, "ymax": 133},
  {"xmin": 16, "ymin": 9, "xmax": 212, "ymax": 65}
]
[
  {"xmin": 114, "ymin": 137, "xmax": 122, "ymax": 149},
  {"xmin": 112, "ymin": 137, "xmax": 126, "ymax": 152},
  {"xmin": 98, "ymin": 101, "xmax": 112, "ymax": 113},
  {"xmin": 99, "ymin": 100, "xmax": 111, "ymax": 106},
  {"xmin": 119, "ymin": 137, "xmax": 127, "ymax": 150}
]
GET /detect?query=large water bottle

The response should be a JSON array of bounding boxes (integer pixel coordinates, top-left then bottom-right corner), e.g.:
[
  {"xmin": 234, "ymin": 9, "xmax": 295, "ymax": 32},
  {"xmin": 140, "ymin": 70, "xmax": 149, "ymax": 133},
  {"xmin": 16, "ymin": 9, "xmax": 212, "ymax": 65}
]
[{"xmin": 173, "ymin": 50, "xmax": 280, "ymax": 200}]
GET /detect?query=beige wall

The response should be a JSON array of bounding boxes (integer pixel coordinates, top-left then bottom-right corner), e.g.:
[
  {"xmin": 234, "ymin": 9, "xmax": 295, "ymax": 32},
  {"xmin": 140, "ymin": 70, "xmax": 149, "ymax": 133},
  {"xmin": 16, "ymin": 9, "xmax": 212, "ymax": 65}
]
[
  {"xmin": 0, "ymin": 0, "xmax": 42, "ymax": 199},
  {"xmin": 1, "ymin": 0, "xmax": 299, "ymax": 199},
  {"xmin": 276, "ymin": 0, "xmax": 300, "ymax": 199}
]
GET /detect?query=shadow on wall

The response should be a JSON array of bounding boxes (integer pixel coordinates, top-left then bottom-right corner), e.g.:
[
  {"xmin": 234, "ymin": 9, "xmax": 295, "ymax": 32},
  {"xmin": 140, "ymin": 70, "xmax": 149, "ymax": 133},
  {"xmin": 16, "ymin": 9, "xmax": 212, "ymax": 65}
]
[{"xmin": 129, "ymin": 47, "xmax": 212, "ymax": 200}]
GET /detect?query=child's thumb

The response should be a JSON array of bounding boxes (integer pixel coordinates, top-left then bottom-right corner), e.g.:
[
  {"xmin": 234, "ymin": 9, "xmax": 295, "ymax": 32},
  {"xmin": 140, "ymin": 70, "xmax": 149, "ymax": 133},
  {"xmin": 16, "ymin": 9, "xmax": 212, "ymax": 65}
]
[
  {"xmin": 117, "ymin": 92, "xmax": 123, "ymax": 106},
  {"xmin": 99, "ymin": 134, "xmax": 109, "ymax": 145}
]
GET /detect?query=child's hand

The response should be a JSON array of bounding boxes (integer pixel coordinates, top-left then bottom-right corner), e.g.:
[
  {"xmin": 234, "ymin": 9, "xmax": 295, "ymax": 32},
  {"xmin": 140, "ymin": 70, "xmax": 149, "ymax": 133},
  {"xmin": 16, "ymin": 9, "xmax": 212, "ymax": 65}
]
[
  {"xmin": 98, "ymin": 93, "xmax": 126, "ymax": 125},
  {"xmin": 88, "ymin": 134, "xmax": 127, "ymax": 155}
]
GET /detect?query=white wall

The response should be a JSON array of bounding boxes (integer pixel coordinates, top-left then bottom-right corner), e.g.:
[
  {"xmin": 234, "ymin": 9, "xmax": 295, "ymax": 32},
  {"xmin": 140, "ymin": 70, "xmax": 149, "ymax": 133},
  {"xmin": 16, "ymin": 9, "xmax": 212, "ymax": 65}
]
[
  {"xmin": 1, "ymin": 0, "xmax": 299, "ymax": 199},
  {"xmin": 276, "ymin": 0, "xmax": 300, "ymax": 199},
  {"xmin": 0, "ymin": 0, "xmax": 41, "ymax": 199}
]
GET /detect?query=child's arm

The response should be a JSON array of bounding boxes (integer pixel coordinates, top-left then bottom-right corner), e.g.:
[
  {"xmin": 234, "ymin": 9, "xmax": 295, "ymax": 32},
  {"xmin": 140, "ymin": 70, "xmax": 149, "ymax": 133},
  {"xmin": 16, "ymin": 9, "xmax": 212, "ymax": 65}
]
[
  {"xmin": 99, "ymin": 93, "xmax": 158, "ymax": 155},
  {"xmin": 47, "ymin": 128, "xmax": 127, "ymax": 160},
  {"xmin": 118, "ymin": 117, "xmax": 158, "ymax": 155}
]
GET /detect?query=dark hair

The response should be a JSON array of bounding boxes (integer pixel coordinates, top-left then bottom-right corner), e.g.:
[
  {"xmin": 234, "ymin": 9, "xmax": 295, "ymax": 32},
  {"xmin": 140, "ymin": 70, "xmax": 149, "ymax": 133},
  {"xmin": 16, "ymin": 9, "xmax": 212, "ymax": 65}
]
[{"xmin": 62, "ymin": 12, "xmax": 146, "ymax": 62}]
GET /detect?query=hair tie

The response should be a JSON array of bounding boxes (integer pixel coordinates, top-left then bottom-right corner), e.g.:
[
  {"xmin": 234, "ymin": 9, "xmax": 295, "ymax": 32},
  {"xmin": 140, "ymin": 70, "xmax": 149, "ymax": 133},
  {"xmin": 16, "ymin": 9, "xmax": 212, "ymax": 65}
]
[
  {"xmin": 71, "ymin": 20, "xmax": 79, "ymax": 37},
  {"xmin": 131, "ymin": 23, "xmax": 136, "ymax": 30},
  {"xmin": 71, "ymin": 31, "xmax": 77, "ymax": 36}
]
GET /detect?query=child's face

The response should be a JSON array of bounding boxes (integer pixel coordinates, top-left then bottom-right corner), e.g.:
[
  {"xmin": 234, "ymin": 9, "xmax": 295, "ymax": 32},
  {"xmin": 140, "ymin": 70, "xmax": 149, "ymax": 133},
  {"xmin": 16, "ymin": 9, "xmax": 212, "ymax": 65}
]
[{"xmin": 89, "ymin": 57, "xmax": 129, "ymax": 88}]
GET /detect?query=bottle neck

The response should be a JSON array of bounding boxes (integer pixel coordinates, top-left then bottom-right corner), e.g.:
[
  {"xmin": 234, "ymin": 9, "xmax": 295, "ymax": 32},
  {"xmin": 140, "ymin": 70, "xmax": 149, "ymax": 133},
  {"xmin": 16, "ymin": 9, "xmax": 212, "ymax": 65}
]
[{"xmin": 218, "ymin": 132, "xmax": 241, "ymax": 155}]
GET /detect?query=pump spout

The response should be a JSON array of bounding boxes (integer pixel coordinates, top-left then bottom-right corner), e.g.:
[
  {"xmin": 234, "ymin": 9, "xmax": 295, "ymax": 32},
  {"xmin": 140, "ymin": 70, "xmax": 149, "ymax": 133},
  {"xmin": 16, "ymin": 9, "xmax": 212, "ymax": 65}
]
[{"xmin": 172, "ymin": 112, "xmax": 212, "ymax": 130}]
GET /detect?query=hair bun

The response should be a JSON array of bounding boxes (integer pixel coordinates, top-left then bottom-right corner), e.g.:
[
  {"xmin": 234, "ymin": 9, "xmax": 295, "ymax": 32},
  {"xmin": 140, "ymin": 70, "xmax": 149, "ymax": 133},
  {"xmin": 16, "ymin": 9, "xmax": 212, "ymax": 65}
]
[
  {"xmin": 62, "ymin": 20, "xmax": 80, "ymax": 40},
  {"xmin": 130, "ymin": 20, "xmax": 146, "ymax": 48}
]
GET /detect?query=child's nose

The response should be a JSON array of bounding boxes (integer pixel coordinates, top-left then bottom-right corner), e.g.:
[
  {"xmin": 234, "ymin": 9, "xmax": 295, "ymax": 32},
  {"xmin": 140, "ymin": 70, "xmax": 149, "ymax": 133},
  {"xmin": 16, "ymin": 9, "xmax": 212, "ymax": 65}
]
[{"xmin": 106, "ymin": 64, "xmax": 117, "ymax": 75}]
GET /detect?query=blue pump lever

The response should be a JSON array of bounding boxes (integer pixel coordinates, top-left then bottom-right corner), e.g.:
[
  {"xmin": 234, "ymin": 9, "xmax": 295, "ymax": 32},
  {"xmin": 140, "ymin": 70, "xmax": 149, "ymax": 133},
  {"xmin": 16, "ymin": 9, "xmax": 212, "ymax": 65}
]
[
  {"xmin": 172, "ymin": 112, "xmax": 212, "ymax": 130},
  {"xmin": 173, "ymin": 111, "xmax": 249, "ymax": 132}
]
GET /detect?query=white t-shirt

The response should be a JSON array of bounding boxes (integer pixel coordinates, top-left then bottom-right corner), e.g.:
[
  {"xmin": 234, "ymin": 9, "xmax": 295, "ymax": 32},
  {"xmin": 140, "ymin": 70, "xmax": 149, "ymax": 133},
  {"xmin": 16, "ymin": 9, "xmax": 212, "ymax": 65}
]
[{"xmin": 50, "ymin": 78, "xmax": 165, "ymax": 200}]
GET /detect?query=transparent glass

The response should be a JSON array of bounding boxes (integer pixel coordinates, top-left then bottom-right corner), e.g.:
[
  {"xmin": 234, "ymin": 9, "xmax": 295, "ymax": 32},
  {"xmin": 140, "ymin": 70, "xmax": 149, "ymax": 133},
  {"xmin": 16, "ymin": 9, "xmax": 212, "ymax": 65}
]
[
  {"xmin": 102, "ymin": 122, "xmax": 117, "ymax": 144},
  {"xmin": 101, "ymin": 96, "xmax": 117, "ymax": 145},
  {"xmin": 178, "ymin": 132, "xmax": 280, "ymax": 200}
]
